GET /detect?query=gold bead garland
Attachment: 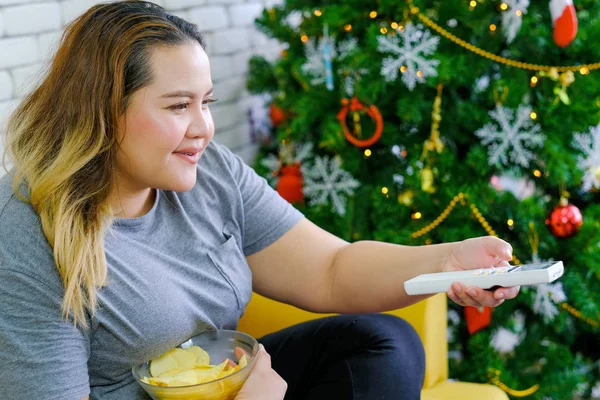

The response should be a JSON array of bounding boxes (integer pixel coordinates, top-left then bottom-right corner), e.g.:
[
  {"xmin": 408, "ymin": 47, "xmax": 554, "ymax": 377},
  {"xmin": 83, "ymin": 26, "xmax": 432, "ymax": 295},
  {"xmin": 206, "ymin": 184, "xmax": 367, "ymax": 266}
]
[
  {"xmin": 489, "ymin": 370, "xmax": 540, "ymax": 397},
  {"xmin": 411, "ymin": 7, "xmax": 600, "ymax": 73},
  {"xmin": 411, "ymin": 193, "xmax": 522, "ymax": 263},
  {"xmin": 411, "ymin": 193, "xmax": 465, "ymax": 239},
  {"xmin": 560, "ymin": 303, "xmax": 600, "ymax": 328}
]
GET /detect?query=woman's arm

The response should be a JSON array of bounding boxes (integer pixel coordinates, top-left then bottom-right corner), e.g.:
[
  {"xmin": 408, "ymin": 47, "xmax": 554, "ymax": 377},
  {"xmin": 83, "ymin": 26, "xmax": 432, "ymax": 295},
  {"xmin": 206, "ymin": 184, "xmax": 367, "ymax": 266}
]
[{"xmin": 247, "ymin": 218, "xmax": 516, "ymax": 313}]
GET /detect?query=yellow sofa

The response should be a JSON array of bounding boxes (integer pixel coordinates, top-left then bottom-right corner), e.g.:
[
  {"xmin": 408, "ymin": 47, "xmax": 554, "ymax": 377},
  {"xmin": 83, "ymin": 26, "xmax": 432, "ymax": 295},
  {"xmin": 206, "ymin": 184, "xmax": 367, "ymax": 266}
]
[{"xmin": 238, "ymin": 293, "xmax": 508, "ymax": 400}]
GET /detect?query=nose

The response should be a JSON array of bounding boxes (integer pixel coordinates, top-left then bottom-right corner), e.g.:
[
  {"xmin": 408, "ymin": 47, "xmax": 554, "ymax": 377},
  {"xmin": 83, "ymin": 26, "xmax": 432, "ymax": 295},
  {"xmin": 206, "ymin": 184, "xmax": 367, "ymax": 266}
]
[{"xmin": 186, "ymin": 107, "xmax": 212, "ymax": 139}]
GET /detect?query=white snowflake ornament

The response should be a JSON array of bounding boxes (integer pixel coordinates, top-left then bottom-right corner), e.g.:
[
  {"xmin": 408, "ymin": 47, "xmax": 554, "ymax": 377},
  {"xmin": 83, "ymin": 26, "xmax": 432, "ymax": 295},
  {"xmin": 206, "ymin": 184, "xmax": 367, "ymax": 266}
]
[
  {"xmin": 592, "ymin": 381, "xmax": 600, "ymax": 398},
  {"xmin": 337, "ymin": 38, "xmax": 358, "ymax": 59},
  {"xmin": 572, "ymin": 124, "xmax": 600, "ymax": 191},
  {"xmin": 301, "ymin": 156, "xmax": 360, "ymax": 216},
  {"xmin": 301, "ymin": 37, "xmax": 336, "ymax": 86},
  {"xmin": 474, "ymin": 75, "xmax": 490, "ymax": 94},
  {"xmin": 475, "ymin": 104, "xmax": 545, "ymax": 168},
  {"xmin": 491, "ymin": 327, "xmax": 524, "ymax": 354},
  {"xmin": 534, "ymin": 282, "xmax": 567, "ymax": 323},
  {"xmin": 377, "ymin": 23, "xmax": 440, "ymax": 90},
  {"xmin": 285, "ymin": 11, "xmax": 303, "ymax": 30},
  {"xmin": 261, "ymin": 154, "xmax": 282, "ymax": 187},
  {"xmin": 502, "ymin": 0, "xmax": 530, "ymax": 43}
]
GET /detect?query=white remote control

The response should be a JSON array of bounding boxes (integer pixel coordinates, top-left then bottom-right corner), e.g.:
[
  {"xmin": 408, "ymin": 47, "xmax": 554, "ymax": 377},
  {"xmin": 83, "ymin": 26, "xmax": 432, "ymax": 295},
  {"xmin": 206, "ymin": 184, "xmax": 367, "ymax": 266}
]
[{"xmin": 404, "ymin": 261, "xmax": 564, "ymax": 295}]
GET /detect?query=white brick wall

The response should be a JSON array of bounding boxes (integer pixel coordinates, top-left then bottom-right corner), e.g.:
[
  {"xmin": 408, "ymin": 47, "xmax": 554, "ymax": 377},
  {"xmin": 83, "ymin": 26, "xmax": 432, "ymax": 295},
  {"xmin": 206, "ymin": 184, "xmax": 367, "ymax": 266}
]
[{"xmin": 0, "ymin": 0, "xmax": 281, "ymax": 175}]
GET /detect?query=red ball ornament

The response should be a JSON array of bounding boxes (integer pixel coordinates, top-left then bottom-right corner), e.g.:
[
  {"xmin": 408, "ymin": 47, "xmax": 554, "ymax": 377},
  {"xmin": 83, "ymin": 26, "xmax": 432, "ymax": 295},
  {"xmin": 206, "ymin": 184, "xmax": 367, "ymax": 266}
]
[
  {"xmin": 269, "ymin": 103, "xmax": 288, "ymax": 127},
  {"xmin": 545, "ymin": 198, "xmax": 583, "ymax": 238},
  {"xmin": 275, "ymin": 163, "xmax": 304, "ymax": 204}
]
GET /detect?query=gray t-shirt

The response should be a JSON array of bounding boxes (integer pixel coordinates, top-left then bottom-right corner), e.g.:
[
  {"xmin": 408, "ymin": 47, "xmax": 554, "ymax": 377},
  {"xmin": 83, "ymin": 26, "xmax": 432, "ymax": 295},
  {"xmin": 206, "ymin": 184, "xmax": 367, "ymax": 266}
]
[{"xmin": 0, "ymin": 141, "xmax": 303, "ymax": 400}]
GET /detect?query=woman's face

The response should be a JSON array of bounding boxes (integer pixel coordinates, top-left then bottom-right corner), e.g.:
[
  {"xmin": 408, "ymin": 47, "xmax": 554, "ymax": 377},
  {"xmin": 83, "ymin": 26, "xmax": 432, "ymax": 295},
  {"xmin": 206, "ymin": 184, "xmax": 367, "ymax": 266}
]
[{"xmin": 116, "ymin": 41, "xmax": 215, "ymax": 194}]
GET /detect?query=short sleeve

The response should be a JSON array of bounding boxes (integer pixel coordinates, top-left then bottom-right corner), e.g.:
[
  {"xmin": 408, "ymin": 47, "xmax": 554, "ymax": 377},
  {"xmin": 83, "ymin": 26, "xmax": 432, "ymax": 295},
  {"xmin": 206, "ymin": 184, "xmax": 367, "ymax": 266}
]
[
  {"xmin": 216, "ymin": 143, "xmax": 304, "ymax": 256},
  {"xmin": 0, "ymin": 269, "xmax": 91, "ymax": 400}
]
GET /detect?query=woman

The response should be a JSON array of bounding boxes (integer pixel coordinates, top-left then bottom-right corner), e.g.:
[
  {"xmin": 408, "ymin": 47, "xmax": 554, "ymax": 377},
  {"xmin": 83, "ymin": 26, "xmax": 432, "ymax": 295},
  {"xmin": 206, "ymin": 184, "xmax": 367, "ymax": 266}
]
[{"xmin": 0, "ymin": 1, "xmax": 519, "ymax": 399}]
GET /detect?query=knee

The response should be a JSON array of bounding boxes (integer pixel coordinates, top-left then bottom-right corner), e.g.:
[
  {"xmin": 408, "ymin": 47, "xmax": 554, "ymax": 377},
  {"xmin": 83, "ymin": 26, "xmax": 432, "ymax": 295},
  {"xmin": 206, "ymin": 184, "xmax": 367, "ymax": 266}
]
[{"xmin": 354, "ymin": 314, "xmax": 426, "ymax": 372}]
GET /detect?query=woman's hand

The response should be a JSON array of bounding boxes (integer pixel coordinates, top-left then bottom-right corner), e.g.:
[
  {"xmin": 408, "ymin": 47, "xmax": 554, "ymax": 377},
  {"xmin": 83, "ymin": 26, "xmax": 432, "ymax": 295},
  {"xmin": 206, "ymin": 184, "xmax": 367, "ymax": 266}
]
[
  {"xmin": 443, "ymin": 236, "xmax": 520, "ymax": 308},
  {"xmin": 234, "ymin": 344, "xmax": 287, "ymax": 400}
]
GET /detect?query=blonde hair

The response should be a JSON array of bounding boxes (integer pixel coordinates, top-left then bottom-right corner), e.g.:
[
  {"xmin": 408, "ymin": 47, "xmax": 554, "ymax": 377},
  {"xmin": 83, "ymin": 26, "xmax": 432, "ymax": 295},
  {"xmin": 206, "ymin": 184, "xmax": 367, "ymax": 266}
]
[{"xmin": 2, "ymin": 0, "xmax": 205, "ymax": 328}]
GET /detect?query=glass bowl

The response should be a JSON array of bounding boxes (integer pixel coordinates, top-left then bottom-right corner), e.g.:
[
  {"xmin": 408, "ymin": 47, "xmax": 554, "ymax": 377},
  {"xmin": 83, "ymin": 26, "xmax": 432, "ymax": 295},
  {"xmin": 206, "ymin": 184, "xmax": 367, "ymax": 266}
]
[{"xmin": 132, "ymin": 330, "xmax": 259, "ymax": 400}]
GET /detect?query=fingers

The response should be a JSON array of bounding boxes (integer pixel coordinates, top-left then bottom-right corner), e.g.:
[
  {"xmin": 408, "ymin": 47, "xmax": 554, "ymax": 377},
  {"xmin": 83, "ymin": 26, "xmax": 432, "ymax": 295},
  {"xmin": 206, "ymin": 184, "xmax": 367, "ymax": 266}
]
[
  {"xmin": 234, "ymin": 346, "xmax": 249, "ymax": 362},
  {"xmin": 254, "ymin": 344, "xmax": 288, "ymax": 396},
  {"xmin": 235, "ymin": 344, "xmax": 287, "ymax": 400},
  {"xmin": 482, "ymin": 236, "xmax": 513, "ymax": 262},
  {"xmin": 447, "ymin": 282, "xmax": 506, "ymax": 308},
  {"xmin": 251, "ymin": 344, "xmax": 270, "ymax": 372},
  {"xmin": 494, "ymin": 285, "xmax": 520, "ymax": 300}
]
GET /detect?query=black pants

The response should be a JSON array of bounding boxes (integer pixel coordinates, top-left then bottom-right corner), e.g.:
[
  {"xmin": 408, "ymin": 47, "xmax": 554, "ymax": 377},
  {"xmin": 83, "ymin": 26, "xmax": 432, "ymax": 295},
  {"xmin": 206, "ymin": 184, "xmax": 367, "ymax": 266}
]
[{"xmin": 258, "ymin": 313, "xmax": 425, "ymax": 400}]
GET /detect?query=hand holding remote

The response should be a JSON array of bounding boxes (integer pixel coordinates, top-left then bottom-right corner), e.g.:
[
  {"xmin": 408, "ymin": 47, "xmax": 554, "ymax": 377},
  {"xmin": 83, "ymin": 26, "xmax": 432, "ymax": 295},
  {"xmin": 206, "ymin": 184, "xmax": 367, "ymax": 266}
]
[{"xmin": 440, "ymin": 236, "xmax": 519, "ymax": 308}]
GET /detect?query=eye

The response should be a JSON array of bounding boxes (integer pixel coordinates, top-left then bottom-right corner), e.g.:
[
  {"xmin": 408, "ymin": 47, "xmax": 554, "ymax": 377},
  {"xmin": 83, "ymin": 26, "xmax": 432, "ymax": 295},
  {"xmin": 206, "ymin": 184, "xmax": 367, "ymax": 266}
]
[
  {"xmin": 168, "ymin": 102, "xmax": 190, "ymax": 112},
  {"xmin": 203, "ymin": 98, "xmax": 218, "ymax": 106}
]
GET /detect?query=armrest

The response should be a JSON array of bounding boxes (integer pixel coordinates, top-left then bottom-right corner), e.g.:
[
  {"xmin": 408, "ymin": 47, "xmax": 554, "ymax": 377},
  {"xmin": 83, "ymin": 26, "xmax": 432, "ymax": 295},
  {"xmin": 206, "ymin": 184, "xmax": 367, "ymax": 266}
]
[
  {"xmin": 238, "ymin": 293, "xmax": 336, "ymax": 339},
  {"xmin": 237, "ymin": 293, "xmax": 449, "ymax": 389}
]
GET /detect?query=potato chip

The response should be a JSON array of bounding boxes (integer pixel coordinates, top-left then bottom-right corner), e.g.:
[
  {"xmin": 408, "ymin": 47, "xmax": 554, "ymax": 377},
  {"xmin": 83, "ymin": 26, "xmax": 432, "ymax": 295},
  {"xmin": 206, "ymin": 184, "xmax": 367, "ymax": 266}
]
[
  {"xmin": 170, "ymin": 348, "xmax": 197, "ymax": 370},
  {"xmin": 238, "ymin": 354, "xmax": 248, "ymax": 368},
  {"xmin": 187, "ymin": 345, "xmax": 210, "ymax": 365},
  {"xmin": 143, "ymin": 345, "xmax": 248, "ymax": 388},
  {"xmin": 148, "ymin": 350, "xmax": 178, "ymax": 377}
]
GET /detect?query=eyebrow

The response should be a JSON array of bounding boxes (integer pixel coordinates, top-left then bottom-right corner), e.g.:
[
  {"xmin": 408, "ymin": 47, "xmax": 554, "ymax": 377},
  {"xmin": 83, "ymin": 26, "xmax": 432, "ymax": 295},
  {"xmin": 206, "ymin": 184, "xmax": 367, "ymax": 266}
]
[{"xmin": 160, "ymin": 87, "xmax": 214, "ymax": 99}]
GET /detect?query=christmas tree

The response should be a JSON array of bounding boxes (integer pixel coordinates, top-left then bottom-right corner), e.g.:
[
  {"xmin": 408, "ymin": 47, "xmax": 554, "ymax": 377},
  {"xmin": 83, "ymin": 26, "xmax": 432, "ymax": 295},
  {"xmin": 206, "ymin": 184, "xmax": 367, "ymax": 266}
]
[{"xmin": 247, "ymin": 0, "xmax": 600, "ymax": 398}]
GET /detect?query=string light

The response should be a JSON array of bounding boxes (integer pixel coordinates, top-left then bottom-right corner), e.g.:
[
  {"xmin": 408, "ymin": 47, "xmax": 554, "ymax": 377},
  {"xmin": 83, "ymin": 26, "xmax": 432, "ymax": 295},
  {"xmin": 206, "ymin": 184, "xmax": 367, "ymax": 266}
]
[
  {"xmin": 507, "ymin": 218, "xmax": 514, "ymax": 227},
  {"xmin": 412, "ymin": 212, "xmax": 422, "ymax": 220},
  {"xmin": 416, "ymin": 70, "xmax": 424, "ymax": 77},
  {"xmin": 364, "ymin": 149, "xmax": 372, "ymax": 157},
  {"xmin": 369, "ymin": 10, "xmax": 377, "ymax": 18},
  {"xmin": 391, "ymin": 22, "xmax": 399, "ymax": 30},
  {"xmin": 580, "ymin": 67, "xmax": 590, "ymax": 75},
  {"xmin": 533, "ymin": 169, "xmax": 542, "ymax": 178},
  {"xmin": 314, "ymin": 9, "xmax": 322, "ymax": 17},
  {"xmin": 530, "ymin": 76, "xmax": 538, "ymax": 87},
  {"xmin": 301, "ymin": 34, "xmax": 309, "ymax": 42},
  {"xmin": 515, "ymin": 10, "xmax": 523, "ymax": 17},
  {"xmin": 380, "ymin": 27, "xmax": 388, "ymax": 34},
  {"xmin": 470, "ymin": 0, "xmax": 477, "ymax": 7},
  {"xmin": 381, "ymin": 187, "xmax": 389, "ymax": 195},
  {"xmin": 400, "ymin": 66, "xmax": 407, "ymax": 73},
  {"xmin": 500, "ymin": 3, "xmax": 508, "ymax": 10},
  {"xmin": 489, "ymin": 24, "xmax": 497, "ymax": 32},
  {"xmin": 530, "ymin": 111, "xmax": 537, "ymax": 120},
  {"xmin": 344, "ymin": 24, "xmax": 352, "ymax": 31}
]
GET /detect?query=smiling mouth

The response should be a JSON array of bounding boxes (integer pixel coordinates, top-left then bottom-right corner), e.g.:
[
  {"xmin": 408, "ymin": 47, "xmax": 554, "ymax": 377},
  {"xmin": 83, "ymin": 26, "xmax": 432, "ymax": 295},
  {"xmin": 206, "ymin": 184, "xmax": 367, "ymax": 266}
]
[{"xmin": 173, "ymin": 151, "xmax": 202, "ymax": 164}]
